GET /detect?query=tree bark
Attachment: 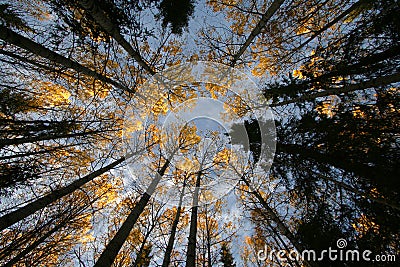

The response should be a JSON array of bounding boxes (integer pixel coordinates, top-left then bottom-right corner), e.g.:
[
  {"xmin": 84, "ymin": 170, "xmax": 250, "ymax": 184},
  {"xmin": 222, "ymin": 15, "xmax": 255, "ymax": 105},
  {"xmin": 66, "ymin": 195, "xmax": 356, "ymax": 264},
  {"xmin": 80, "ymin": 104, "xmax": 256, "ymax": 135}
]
[
  {"xmin": 93, "ymin": 157, "xmax": 172, "ymax": 267},
  {"xmin": 0, "ymin": 26, "xmax": 131, "ymax": 93},
  {"xmin": 0, "ymin": 156, "xmax": 127, "ymax": 231},
  {"xmin": 230, "ymin": 0, "xmax": 285, "ymax": 67},
  {"xmin": 185, "ymin": 171, "xmax": 202, "ymax": 267},
  {"xmin": 161, "ymin": 180, "xmax": 187, "ymax": 267},
  {"xmin": 270, "ymin": 72, "xmax": 400, "ymax": 107},
  {"xmin": 77, "ymin": 0, "xmax": 155, "ymax": 75}
]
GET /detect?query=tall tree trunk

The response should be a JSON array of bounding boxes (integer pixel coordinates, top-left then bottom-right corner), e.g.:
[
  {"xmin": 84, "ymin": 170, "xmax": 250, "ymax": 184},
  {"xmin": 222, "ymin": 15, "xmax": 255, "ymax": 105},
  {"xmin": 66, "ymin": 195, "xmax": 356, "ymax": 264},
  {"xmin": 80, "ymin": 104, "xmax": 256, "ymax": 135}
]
[
  {"xmin": 94, "ymin": 155, "xmax": 173, "ymax": 267},
  {"xmin": 230, "ymin": 0, "xmax": 285, "ymax": 67},
  {"xmin": 185, "ymin": 171, "xmax": 202, "ymax": 267},
  {"xmin": 0, "ymin": 26, "xmax": 130, "ymax": 92},
  {"xmin": 3, "ymin": 224, "xmax": 60, "ymax": 266},
  {"xmin": 0, "ymin": 143, "xmax": 86, "ymax": 160},
  {"xmin": 0, "ymin": 155, "xmax": 128, "ymax": 231},
  {"xmin": 265, "ymin": 216, "xmax": 301, "ymax": 267},
  {"xmin": 276, "ymin": 143, "xmax": 393, "ymax": 182},
  {"xmin": 295, "ymin": 0, "xmax": 368, "ymax": 52},
  {"xmin": 205, "ymin": 207, "xmax": 212, "ymax": 267},
  {"xmin": 77, "ymin": 0, "xmax": 155, "ymax": 75},
  {"xmin": 0, "ymin": 49, "xmax": 77, "ymax": 80},
  {"xmin": 270, "ymin": 72, "xmax": 400, "ymax": 107},
  {"xmin": 161, "ymin": 179, "xmax": 187, "ymax": 267},
  {"xmin": 0, "ymin": 129, "xmax": 112, "ymax": 147},
  {"xmin": 0, "ymin": 217, "xmax": 52, "ymax": 260},
  {"xmin": 2, "ymin": 211, "xmax": 82, "ymax": 266},
  {"xmin": 316, "ymin": 173, "xmax": 400, "ymax": 211},
  {"xmin": 240, "ymin": 174, "xmax": 315, "ymax": 267},
  {"xmin": 265, "ymin": 44, "xmax": 400, "ymax": 100}
]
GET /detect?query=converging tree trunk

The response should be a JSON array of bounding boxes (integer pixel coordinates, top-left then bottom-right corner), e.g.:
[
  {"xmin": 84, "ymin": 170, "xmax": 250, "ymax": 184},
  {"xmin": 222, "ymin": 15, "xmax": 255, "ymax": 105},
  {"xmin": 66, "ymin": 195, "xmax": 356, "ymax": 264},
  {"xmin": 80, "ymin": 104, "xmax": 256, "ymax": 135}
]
[
  {"xmin": 230, "ymin": 0, "xmax": 285, "ymax": 67},
  {"xmin": 161, "ymin": 178, "xmax": 187, "ymax": 267},
  {"xmin": 76, "ymin": 0, "xmax": 155, "ymax": 75},
  {"xmin": 185, "ymin": 170, "xmax": 202, "ymax": 267},
  {"xmin": 93, "ymin": 154, "xmax": 174, "ymax": 267},
  {"xmin": 270, "ymin": 72, "xmax": 400, "ymax": 107},
  {"xmin": 240, "ymin": 174, "xmax": 315, "ymax": 267},
  {"xmin": 0, "ymin": 155, "xmax": 128, "ymax": 231},
  {"xmin": 0, "ymin": 26, "xmax": 130, "ymax": 92},
  {"xmin": 0, "ymin": 129, "xmax": 112, "ymax": 147}
]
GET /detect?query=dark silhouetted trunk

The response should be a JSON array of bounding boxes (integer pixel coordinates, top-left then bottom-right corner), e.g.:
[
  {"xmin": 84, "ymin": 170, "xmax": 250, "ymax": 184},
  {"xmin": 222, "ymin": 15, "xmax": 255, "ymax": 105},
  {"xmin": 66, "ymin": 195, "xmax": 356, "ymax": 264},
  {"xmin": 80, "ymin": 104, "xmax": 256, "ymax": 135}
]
[
  {"xmin": 0, "ymin": 156, "xmax": 127, "ymax": 231},
  {"xmin": 94, "ymin": 157, "xmax": 173, "ymax": 267},
  {"xmin": 161, "ymin": 180, "xmax": 187, "ymax": 267},
  {"xmin": 0, "ymin": 26, "xmax": 130, "ymax": 92},
  {"xmin": 185, "ymin": 171, "xmax": 202, "ymax": 267}
]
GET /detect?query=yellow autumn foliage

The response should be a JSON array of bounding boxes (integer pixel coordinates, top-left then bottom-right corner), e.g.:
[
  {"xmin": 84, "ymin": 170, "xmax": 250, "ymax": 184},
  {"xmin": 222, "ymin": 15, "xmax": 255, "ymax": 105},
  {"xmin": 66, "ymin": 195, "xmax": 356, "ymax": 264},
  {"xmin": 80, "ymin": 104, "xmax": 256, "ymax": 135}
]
[
  {"xmin": 213, "ymin": 148, "xmax": 231, "ymax": 165},
  {"xmin": 33, "ymin": 80, "xmax": 71, "ymax": 107},
  {"xmin": 352, "ymin": 214, "xmax": 380, "ymax": 238}
]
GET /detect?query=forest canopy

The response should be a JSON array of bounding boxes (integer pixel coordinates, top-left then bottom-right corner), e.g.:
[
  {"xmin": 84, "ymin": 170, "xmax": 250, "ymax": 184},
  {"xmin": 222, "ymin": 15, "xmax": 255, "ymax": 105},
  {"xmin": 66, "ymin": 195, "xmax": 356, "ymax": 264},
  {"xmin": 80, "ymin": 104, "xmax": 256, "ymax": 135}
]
[{"xmin": 0, "ymin": 0, "xmax": 399, "ymax": 266}]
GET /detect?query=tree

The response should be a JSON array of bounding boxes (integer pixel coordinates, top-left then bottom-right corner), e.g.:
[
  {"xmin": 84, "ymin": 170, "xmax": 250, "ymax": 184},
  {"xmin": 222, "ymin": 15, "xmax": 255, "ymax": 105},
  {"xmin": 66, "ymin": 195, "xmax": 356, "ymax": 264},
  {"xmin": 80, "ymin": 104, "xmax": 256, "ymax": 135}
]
[
  {"xmin": 229, "ymin": 0, "xmax": 285, "ymax": 67},
  {"xmin": 134, "ymin": 243, "xmax": 152, "ymax": 267},
  {"xmin": 0, "ymin": 26, "xmax": 131, "ymax": 93},
  {"xmin": 1, "ymin": 0, "xmax": 399, "ymax": 266},
  {"xmin": 161, "ymin": 172, "xmax": 188, "ymax": 267},
  {"xmin": 0, "ymin": 174, "xmax": 120, "ymax": 266},
  {"xmin": 158, "ymin": 0, "xmax": 195, "ymax": 35},
  {"xmin": 185, "ymin": 129, "xmax": 230, "ymax": 267},
  {"xmin": 0, "ymin": 155, "xmax": 126, "ymax": 231},
  {"xmin": 74, "ymin": 0, "xmax": 155, "ymax": 74},
  {"xmin": 94, "ymin": 124, "xmax": 201, "ymax": 267},
  {"xmin": 220, "ymin": 242, "xmax": 235, "ymax": 267}
]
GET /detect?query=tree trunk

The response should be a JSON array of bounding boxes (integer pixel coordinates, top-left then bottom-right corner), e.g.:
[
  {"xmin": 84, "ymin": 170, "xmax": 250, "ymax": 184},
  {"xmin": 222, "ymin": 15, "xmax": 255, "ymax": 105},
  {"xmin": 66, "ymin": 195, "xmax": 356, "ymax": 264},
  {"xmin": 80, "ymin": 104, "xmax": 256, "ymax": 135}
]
[
  {"xmin": 185, "ymin": 171, "xmax": 202, "ymax": 267},
  {"xmin": 295, "ymin": 0, "xmax": 368, "ymax": 52},
  {"xmin": 161, "ymin": 180, "xmax": 187, "ymax": 267},
  {"xmin": 0, "ymin": 26, "xmax": 130, "ymax": 92},
  {"xmin": 0, "ymin": 155, "xmax": 127, "ymax": 231},
  {"xmin": 205, "ymin": 208, "xmax": 212, "ymax": 267},
  {"xmin": 77, "ymin": 0, "xmax": 155, "ymax": 75},
  {"xmin": 276, "ymin": 143, "xmax": 391, "ymax": 181},
  {"xmin": 0, "ymin": 221, "xmax": 48, "ymax": 260},
  {"xmin": 266, "ymin": 216, "xmax": 301, "ymax": 267},
  {"xmin": 3, "ymin": 216, "xmax": 69, "ymax": 266},
  {"xmin": 0, "ymin": 143, "xmax": 86, "ymax": 161},
  {"xmin": 316, "ymin": 173, "xmax": 400, "ymax": 211},
  {"xmin": 2, "ymin": 194, "xmax": 95, "ymax": 266},
  {"xmin": 240, "ymin": 174, "xmax": 315, "ymax": 267},
  {"xmin": 94, "ymin": 157, "xmax": 172, "ymax": 267},
  {"xmin": 0, "ymin": 48, "xmax": 77, "ymax": 80},
  {"xmin": 0, "ymin": 129, "xmax": 112, "ymax": 147},
  {"xmin": 270, "ymin": 72, "xmax": 400, "ymax": 107},
  {"xmin": 230, "ymin": 0, "xmax": 285, "ymax": 67},
  {"xmin": 265, "ymin": 44, "xmax": 400, "ymax": 100}
]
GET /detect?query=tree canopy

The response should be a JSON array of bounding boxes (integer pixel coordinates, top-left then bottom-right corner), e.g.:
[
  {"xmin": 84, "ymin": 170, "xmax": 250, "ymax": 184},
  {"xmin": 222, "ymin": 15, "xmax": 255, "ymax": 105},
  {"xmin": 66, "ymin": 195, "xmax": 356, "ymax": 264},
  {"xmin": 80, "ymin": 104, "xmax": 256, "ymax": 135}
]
[{"xmin": 0, "ymin": 0, "xmax": 399, "ymax": 266}]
